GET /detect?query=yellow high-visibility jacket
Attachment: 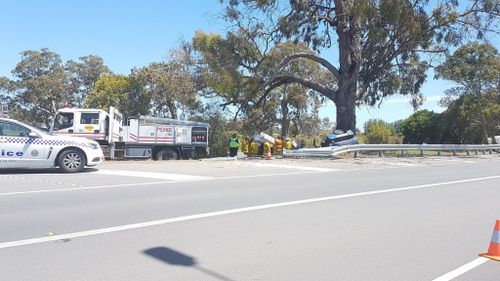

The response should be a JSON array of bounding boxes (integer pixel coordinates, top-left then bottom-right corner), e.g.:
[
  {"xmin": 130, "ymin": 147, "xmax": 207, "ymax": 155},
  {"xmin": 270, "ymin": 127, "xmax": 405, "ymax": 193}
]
[
  {"xmin": 274, "ymin": 139, "xmax": 283, "ymax": 155},
  {"xmin": 240, "ymin": 138, "xmax": 249, "ymax": 154},
  {"xmin": 250, "ymin": 141, "xmax": 260, "ymax": 156},
  {"xmin": 264, "ymin": 142, "xmax": 271, "ymax": 155}
]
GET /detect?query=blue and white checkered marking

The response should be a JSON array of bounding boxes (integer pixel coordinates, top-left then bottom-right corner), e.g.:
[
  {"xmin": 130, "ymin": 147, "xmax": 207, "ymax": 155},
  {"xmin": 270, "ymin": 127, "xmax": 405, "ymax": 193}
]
[{"xmin": 0, "ymin": 137, "xmax": 87, "ymax": 147}]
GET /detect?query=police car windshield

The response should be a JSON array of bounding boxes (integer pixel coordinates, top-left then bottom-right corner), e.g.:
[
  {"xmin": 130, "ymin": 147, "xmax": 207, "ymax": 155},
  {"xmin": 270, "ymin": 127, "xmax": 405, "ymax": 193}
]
[{"xmin": 18, "ymin": 121, "xmax": 49, "ymax": 136}]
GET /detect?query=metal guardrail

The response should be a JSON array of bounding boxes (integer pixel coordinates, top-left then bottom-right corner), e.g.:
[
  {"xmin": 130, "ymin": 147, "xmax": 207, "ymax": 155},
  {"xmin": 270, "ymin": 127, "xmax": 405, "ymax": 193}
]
[{"xmin": 283, "ymin": 144, "xmax": 500, "ymax": 158}]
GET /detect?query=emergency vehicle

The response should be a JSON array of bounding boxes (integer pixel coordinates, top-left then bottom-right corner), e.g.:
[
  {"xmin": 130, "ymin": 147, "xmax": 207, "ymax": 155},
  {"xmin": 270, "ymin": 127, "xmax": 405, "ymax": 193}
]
[
  {"xmin": 0, "ymin": 117, "xmax": 104, "ymax": 172},
  {"xmin": 50, "ymin": 107, "xmax": 209, "ymax": 160}
]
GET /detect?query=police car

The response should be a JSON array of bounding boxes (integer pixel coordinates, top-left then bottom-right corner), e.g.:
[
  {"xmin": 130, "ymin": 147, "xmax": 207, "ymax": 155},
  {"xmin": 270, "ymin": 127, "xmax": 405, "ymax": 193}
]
[{"xmin": 0, "ymin": 117, "xmax": 104, "ymax": 173}]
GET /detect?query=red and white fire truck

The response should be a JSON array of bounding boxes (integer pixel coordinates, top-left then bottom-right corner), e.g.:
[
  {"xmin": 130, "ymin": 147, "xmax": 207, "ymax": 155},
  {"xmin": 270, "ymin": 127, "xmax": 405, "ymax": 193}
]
[{"xmin": 50, "ymin": 106, "xmax": 209, "ymax": 160}]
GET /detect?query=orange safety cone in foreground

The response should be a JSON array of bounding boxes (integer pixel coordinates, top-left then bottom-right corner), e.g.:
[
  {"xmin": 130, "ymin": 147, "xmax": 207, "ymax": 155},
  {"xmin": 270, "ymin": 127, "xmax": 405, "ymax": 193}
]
[{"xmin": 479, "ymin": 220, "xmax": 500, "ymax": 262}]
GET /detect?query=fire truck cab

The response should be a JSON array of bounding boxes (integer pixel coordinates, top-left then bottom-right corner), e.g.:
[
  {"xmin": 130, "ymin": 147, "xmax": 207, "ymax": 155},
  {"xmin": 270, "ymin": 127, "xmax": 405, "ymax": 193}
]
[{"xmin": 50, "ymin": 107, "xmax": 209, "ymax": 160}]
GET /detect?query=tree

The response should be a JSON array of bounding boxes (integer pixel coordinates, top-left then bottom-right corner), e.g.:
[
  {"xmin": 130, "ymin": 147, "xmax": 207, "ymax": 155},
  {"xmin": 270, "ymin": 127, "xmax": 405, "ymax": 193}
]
[
  {"xmin": 66, "ymin": 55, "xmax": 111, "ymax": 107},
  {"xmin": 0, "ymin": 49, "xmax": 72, "ymax": 127},
  {"xmin": 190, "ymin": 101, "xmax": 240, "ymax": 157},
  {"xmin": 364, "ymin": 119, "xmax": 393, "ymax": 144},
  {"xmin": 84, "ymin": 74, "xmax": 150, "ymax": 119},
  {"xmin": 435, "ymin": 42, "xmax": 500, "ymax": 143},
  {"xmin": 400, "ymin": 110, "xmax": 440, "ymax": 144},
  {"xmin": 192, "ymin": 32, "xmax": 328, "ymax": 135},
  {"xmin": 0, "ymin": 77, "xmax": 12, "ymax": 117},
  {"xmin": 262, "ymin": 42, "xmax": 330, "ymax": 136},
  {"xmin": 320, "ymin": 117, "xmax": 335, "ymax": 132},
  {"xmin": 437, "ymin": 96, "xmax": 485, "ymax": 143},
  {"xmin": 133, "ymin": 61, "xmax": 197, "ymax": 119},
  {"xmin": 222, "ymin": 0, "xmax": 500, "ymax": 132}
]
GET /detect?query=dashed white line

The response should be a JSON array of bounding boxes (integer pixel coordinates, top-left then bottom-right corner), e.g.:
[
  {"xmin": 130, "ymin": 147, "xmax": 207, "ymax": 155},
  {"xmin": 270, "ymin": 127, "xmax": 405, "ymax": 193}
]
[
  {"xmin": 431, "ymin": 257, "xmax": 489, "ymax": 281},
  {"xmin": 0, "ymin": 171, "xmax": 323, "ymax": 197},
  {"xmin": 93, "ymin": 169, "xmax": 212, "ymax": 181},
  {"xmin": 0, "ymin": 181, "xmax": 173, "ymax": 197},
  {"xmin": 382, "ymin": 162, "xmax": 424, "ymax": 167},
  {"xmin": 250, "ymin": 163, "xmax": 339, "ymax": 172},
  {"xmin": 0, "ymin": 175, "xmax": 499, "ymax": 249}
]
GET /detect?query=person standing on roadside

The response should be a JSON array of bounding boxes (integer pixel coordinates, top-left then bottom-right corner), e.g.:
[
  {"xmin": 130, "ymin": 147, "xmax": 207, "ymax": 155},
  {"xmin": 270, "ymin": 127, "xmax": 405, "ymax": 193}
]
[
  {"xmin": 229, "ymin": 133, "xmax": 239, "ymax": 157},
  {"xmin": 240, "ymin": 136, "xmax": 249, "ymax": 157}
]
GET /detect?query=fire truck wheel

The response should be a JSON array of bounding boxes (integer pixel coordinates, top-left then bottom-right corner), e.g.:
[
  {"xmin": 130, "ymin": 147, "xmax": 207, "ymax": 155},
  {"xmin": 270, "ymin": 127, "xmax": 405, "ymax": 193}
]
[
  {"xmin": 58, "ymin": 149, "xmax": 86, "ymax": 173},
  {"xmin": 156, "ymin": 148, "xmax": 179, "ymax": 160}
]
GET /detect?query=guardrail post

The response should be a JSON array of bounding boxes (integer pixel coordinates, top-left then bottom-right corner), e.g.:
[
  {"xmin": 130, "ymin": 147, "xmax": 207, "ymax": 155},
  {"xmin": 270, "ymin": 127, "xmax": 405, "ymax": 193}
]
[
  {"xmin": 475, "ymin": 150, "xmax": 478, "ymax": 155},
  {"xmin": 420, "ymin": 150, "xmax": 424, "ymax": 157},
  {"xmin": 400, "ymin": 150, "xmax": 405, "ymax": 157},
  {"xmin": 466, "ymin": 150, "xmax": 470, "ymax": 156},
  {"xmin": 437, "ymin": 150, "xmax": 441, "ymax": 156},
  {"xmin": 482, "ymin": 150, "xmax": 485, "ymax": 155},
  {"xmin": 452, "ymin": 151, "xmax": 456, "ymax": 156},
  {"xmin": 354, "ymin": 151, "xmax": 358, "ymax": 158},
  {"xmin": 378, "ymin": 151, "xmax": 383, "ymax": 157}
]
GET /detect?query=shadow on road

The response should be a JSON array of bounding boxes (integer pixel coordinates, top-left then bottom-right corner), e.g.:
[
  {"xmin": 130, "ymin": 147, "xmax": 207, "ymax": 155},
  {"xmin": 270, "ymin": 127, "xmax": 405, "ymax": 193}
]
[
  {"xmin": 0, "ymin": 167, "xmax": 98, "ymax": 175},
  {"xmin": 144, "ymin": 247, "xmax": 236, "ymax": 281}
]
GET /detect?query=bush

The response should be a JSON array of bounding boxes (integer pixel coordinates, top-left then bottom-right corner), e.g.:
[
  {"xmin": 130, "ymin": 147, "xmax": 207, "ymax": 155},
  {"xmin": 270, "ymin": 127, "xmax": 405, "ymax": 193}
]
[{"xmin": 364, "ymin": 119, "xmax": 393, "ymax": 144}]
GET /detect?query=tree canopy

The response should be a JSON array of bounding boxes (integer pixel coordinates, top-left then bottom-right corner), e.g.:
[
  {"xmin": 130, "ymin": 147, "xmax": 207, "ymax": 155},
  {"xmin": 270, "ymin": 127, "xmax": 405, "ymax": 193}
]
[
  {"xmin": 436, "ymin": 42, "xmax": 500, "ymax": 142},
  {"xmin": 133, "ymin": 61, "xmax": 197, "ymax": 119},
  {"xmin": 66, "ymin": 55, "xmax": 111, "ymax": 107},
  {"xmin": 220, "ymin": 0, "xmax": 500, "ymax": 132},
  {"xmin": 84, "ymin": 74, "xmax": 150, "ymax": 119},
  {"xmin": 192, "ymin": 31, "xmax": 330, "ymax": 135},
  {"xmin": 0, "ymin": 49, "xmax": 72, "ymax": 127}
]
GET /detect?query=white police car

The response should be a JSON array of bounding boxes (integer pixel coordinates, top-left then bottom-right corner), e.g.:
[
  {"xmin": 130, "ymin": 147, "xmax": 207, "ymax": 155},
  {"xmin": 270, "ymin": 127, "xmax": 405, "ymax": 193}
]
[{"xmin": 0, "ymin": 117, "xmax": 104, "ymax": 173}]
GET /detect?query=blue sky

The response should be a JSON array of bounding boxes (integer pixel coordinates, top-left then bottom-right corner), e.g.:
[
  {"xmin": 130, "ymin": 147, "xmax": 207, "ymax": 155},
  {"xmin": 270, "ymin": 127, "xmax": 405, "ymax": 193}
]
[{"xmin": 0, "ymin": 0, "xmax": 483, "ymax": 130}]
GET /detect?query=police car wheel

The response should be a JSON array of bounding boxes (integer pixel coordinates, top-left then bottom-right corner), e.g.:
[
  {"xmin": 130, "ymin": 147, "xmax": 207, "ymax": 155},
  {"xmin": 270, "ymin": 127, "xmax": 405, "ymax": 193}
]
[
  {"xmin": 156, "ymin": 148, "xmax": 178, "ymax": 160},
  {"xmin": 58, "ymin": 149, "xmax": 86, "ymax": 173}
]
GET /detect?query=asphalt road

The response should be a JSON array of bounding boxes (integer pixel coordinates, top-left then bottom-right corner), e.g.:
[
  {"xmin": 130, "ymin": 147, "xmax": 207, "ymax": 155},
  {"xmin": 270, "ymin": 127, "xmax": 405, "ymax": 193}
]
[{"xmin": 1, "ymin": 156, "xmax": 499, "ymax": 281}]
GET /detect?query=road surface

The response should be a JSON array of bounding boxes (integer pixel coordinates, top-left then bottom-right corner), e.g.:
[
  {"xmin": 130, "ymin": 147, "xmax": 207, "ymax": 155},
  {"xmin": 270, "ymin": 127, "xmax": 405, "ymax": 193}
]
[{"xmin": 1, "ymin": 156, "xmax": 499, "ymax": 280}]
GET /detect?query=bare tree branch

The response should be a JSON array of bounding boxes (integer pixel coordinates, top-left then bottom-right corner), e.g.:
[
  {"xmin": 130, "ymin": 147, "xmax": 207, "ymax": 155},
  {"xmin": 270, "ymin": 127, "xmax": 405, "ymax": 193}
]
[
  {"xmin": 258, "ymin": 74, "xmax": 336, "ymax": 106},
  {"xmin": 273, "ymin": 53, "xmax": 341, "ymax": 81}
]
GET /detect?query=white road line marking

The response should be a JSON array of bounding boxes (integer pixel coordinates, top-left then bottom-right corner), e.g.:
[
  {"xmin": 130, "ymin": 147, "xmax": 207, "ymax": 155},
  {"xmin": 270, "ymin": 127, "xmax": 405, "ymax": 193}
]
[
  {"xmin": 0, "ymin": 181, "xmax": 173, "ymax": 196},
  {"xmin": 0, "ymin": 171, "xmax": 322, "ymax": 197},
  {"xmin": 0, "ymin": 175, "xmax": 499, "ymax": 249},
  {"xmin": 431, "ymin": 257, "xmax": 489, "ymax": 281},
  {"xmin": 250, "ymin": 163, "xmax": 339, "ymax": 172},
  {"xmin": 382, "ymin": 162, "xmax": 424, "ymax": 167},
  {"xmin": 93, "ymin": 169, "xmax": 211, "ymax": 181}
]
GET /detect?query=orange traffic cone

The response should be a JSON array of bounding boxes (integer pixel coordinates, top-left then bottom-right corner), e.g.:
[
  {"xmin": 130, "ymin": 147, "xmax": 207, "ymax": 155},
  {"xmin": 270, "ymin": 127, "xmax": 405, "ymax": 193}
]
[
  {"xmin": 265, "ymin": 151, "xmax": 272, "ymax": 160},
  {"xmin": 479, "ymin": 220, "xmax": 500, "ymax": 262}
]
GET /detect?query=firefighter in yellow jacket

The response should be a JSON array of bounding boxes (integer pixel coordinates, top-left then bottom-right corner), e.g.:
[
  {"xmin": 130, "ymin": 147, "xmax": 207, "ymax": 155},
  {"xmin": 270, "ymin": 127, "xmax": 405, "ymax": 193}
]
[
  {"xmin": 274, "ymin": 136, "xmax": 283, "ymax": 156},
  {"xmin": 263, "ymin": 139, "xmax": 272, "ymax": 159},
  {"xmin": 229, "ymin": 133, "xmax": 239, "ymax": 157},
  {"xmin": 250, "ymin": 137, "xmax": 260, "ymax": 156},
  {"xmin": 240, "ymin": 136, "xmax": 249, "ymax": 156},
  {"xmin": 284, "ymin": 137, "xmax": 293, "ymax": 150}
]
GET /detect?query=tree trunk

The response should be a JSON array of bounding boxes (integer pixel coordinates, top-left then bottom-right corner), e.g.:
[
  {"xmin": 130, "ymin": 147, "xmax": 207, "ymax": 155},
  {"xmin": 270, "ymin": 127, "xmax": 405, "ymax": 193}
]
[
  {"xmin": 334, "ymin": 82, "xmax": 357, "ymax": 133},
  {"xmin": 480, "ymin": 113, "xmax": 489, "ymax": 144},
  {"xmin": 334, "ymin": 2, "xmax": 361, "ymax": 133},
  {"xmin": 280, "ymin": 86, "xmax": 289, "ymax": 137},
  {"xmin": 477, "ymin": 96, "xmax": 489, "ymax": 144},
  {"xmin": 167, "ymin": 102, "xmax": 177, "ymax": 119}
]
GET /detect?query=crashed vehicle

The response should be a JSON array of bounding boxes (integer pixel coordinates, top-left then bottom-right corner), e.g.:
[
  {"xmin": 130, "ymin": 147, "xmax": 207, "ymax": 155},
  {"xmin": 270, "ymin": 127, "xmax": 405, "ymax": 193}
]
[
  {"xmin": 248, "ymin": 133, "xmax": 275, "ymax": 155},
  {"xmin": 320, "ymin": 130, "xmax": 358, "ymax": 147}
]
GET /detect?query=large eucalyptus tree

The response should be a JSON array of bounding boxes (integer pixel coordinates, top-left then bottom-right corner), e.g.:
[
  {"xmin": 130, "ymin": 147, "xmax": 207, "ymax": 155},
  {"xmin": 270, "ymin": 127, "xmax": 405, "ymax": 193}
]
[{"xmin": 222, "ymin": 0, "xmax": 499, "ymax": 132}]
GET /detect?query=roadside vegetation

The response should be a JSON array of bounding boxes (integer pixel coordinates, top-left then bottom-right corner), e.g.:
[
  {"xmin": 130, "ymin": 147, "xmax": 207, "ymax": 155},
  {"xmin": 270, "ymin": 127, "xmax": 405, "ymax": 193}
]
[{"xmin": 1, "ymin": 1, "xmax": 499, "ymax": 156}]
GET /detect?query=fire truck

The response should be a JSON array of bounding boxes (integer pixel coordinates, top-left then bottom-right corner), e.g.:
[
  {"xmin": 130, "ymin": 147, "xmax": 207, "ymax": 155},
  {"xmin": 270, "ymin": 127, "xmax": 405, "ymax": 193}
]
[{"xmin": 50, "ymin": 107, "xmax": 209, "ymax": 160}]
